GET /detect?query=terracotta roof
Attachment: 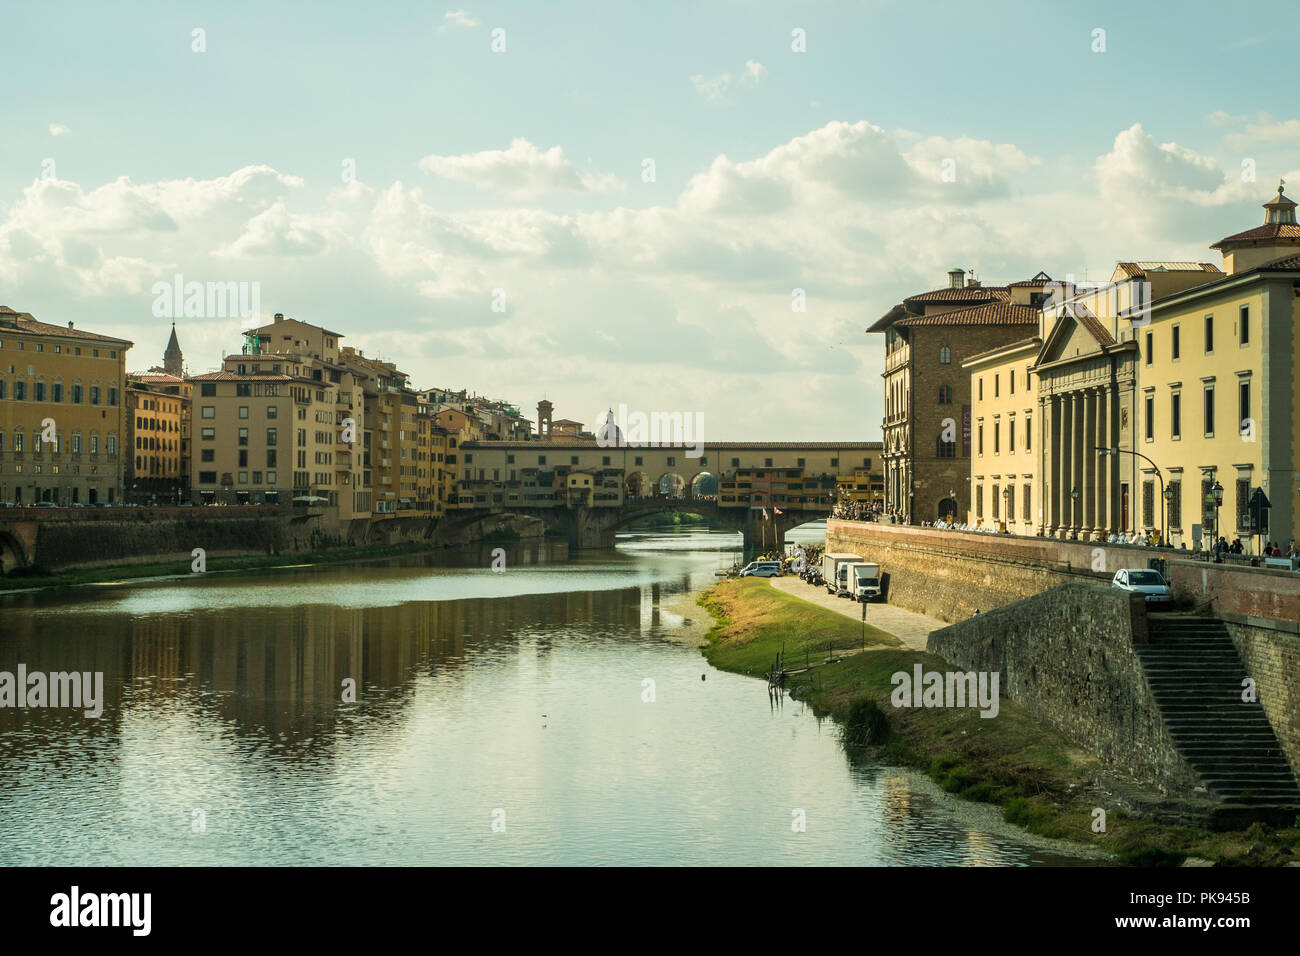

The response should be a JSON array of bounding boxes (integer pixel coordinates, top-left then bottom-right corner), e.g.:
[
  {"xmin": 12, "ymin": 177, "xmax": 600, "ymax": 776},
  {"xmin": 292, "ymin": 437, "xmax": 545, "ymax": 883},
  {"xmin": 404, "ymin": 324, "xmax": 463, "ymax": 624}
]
[
  {"xmin": 1113, "ymin": 261, "xmax": 1221, "ymax": 277},
  {"xmin": 895, "ymin": 301, "xmax": 1038, "ymax": 327},
  {"xmin": 1210, "ymin": 223, "xmax": 1300, "ymax": 249},
  {"xmin": 902, "ymin": 286, "xmax": 1009, "ymax": 306},
  {"xmin": 963, "ymin": 335, "xmax": 1043, "ymax": 364},
  {"xmin": 1258, "ymin": 253, "xmax": 1300, "ymax": 271},
  {"xmin": 128, "ymin": 373, "xmax": 185, "ymax": 383},
  {"xmin": 1072, "ymin": 308, "xmax": 1115, "ymax": 347},
  {"xmin": 0, "ymin": 306, "xmax": 133, "ymax": 345},
  {"xmin": 189, "ymin": 371, "xmax": 295, "ymax": 382},
  {"xmin": 462, "ymin": 440, "xmax": 882, "ymax": 450}
]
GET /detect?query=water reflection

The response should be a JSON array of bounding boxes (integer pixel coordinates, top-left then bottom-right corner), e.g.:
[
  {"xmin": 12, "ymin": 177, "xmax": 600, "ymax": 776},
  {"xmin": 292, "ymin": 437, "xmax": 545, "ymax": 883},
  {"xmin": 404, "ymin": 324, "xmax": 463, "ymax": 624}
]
[{"xmin": 0, "ymin": 529, "xmax": 1085, "ymax": 866}]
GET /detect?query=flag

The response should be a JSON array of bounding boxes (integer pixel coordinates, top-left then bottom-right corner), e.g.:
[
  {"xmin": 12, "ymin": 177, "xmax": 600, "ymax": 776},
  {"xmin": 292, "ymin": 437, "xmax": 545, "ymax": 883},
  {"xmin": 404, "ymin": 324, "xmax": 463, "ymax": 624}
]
[
  {"xmin": 762, "ymin": 507, "xmax": 768, "ymax": 519},
  {"xmin": 774, "ymin": 507, "xmax": 783, "ymax": 515}
]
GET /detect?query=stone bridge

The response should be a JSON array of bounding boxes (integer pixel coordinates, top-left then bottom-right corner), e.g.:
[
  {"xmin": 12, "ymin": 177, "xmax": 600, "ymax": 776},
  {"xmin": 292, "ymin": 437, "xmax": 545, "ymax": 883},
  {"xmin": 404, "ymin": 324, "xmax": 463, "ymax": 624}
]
[{"xmin": 439, "ymin": 496, "xmax": 824, "ymax": 552}]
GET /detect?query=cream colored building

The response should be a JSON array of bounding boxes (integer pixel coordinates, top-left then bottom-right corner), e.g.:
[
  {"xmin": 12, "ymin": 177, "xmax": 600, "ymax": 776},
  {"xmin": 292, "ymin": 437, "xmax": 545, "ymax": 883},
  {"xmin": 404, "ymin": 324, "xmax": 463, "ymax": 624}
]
[
  {"xmin": 191, "ymin": 314, "xmax": 368, "ymax": 515},
  {"xmin": 965, "ymin": 185, "xmax": 1300, "ymax": 549},
  {"xmin": 965, "ymin": 336, "xmax": 1042, "ymax": 534}
]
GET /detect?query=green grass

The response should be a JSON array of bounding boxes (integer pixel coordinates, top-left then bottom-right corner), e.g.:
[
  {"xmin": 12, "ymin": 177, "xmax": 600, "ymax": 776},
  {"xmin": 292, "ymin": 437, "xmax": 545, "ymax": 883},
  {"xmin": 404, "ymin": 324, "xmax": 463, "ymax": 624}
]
[{"xmin": 698, "ymin": 577, "xmax": 1300, "ymax": 866}]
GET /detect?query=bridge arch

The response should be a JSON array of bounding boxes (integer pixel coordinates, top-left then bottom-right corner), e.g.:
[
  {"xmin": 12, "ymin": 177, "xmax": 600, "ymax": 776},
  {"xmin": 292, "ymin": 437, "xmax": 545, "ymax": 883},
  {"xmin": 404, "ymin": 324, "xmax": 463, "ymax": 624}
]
[
  {"xmin": 688, "ymin": 471, "xmax": 716, "ymax": 499},
  {"xmin": 625, "ymin": 471, "xmax": 652, "ymax": 499},
  {"xmin": 0, "ymin": 531, "xmax": 29, "ymax": 575},
  {"xmin": 657, "ymin": 472, "xmax": 687, "ymax": 499}
]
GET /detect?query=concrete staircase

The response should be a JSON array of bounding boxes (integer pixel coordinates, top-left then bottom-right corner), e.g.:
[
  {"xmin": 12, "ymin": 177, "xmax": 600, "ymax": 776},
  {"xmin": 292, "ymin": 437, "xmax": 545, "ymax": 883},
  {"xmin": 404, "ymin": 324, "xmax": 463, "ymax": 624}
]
[{"xmin": 1138, "ymin": 614, "xmax": 1300, "ymax": 829}]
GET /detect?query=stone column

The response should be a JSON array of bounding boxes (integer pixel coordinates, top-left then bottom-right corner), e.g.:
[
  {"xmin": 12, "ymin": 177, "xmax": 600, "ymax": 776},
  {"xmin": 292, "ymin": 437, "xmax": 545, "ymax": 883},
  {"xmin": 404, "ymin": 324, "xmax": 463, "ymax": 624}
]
[
  {"xmin": 1082, "ymin": 388, "xmax": 1096, "ymax": 537},
  {"xmin": 1096, "ymin": 387, "xmax": 1110, "ymax": 536},
  {"xmin": 1039, "ymin": 396, "xmax": 1050, "ymax": 535},
  {"xmin": 1111, "ymin": 382, "xmax": 1123, "ymax": 532},
  {"xmin": 1055, "ymin": 392, "xmax": 1066, "ymax": 535}
]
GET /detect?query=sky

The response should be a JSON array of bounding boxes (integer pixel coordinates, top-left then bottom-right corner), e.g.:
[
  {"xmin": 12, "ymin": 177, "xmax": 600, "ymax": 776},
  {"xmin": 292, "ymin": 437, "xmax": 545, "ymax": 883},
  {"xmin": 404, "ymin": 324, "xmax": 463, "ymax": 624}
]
[{"xmin": 1, "ymin": 0, "xmax": 1297, "ymax": 440}]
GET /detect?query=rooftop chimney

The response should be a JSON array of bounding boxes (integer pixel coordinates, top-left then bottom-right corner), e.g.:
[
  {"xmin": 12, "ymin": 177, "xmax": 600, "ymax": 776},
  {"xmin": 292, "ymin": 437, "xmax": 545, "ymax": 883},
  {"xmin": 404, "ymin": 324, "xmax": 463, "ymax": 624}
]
[
  {"xmin": 274, "ymin": 313, "xmax": 284, "ymax": 323},
  {"xmin": 966, "ymin": 278, "xmax": 981, "ymax": 288},
  {"xmin": 947, "ymin": 267, "xmax": 965, "ymax": 290},
  {"xmin": 67, "ymin": 321, "xmax": 74, "ymax": 330}
]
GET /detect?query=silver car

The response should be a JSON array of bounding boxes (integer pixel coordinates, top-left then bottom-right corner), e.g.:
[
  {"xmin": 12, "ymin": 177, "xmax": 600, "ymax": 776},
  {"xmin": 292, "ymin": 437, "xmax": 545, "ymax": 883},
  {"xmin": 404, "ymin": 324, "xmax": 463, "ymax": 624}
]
[{"xmin": 1111, "ymin": 568, "xmax": 1171, "ymax": 604}]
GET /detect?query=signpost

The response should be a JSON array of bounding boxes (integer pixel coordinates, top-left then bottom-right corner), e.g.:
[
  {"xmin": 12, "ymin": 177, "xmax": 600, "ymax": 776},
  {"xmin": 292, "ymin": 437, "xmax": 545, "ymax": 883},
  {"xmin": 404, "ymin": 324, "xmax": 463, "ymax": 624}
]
[{"xmin": 1249, "ymin": 487, "xmax": 1271, "ymax": 555}]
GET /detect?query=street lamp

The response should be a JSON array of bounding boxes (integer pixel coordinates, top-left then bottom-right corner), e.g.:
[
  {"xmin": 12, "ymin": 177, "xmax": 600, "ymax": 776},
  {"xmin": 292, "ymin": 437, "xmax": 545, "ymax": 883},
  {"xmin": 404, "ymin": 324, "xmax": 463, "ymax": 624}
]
[
  {"xmin": 1097, "ymin": 446, "xmax": 1165, "ymax": 546},
  {"xmin": 1162, "ymin": 487, "xmax": 1174, "ymax": 547},
  {"xmin": 948, "ymin": 487, "xmax": 956, "ymax": 521},
  {"xmin": 1212, "ymin": 480, "xmax": 1224, "ymax": 553},
  {"xmin": 1070, "ymin": 486, "xmax": 1080, "ymax": 537}
]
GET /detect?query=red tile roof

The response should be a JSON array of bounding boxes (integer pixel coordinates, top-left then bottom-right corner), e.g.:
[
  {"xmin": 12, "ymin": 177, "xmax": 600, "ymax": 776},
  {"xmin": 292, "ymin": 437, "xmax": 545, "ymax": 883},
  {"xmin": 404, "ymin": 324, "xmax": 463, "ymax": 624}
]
[
  {"xmin": 1114, "ymin": 261, "xmax": 1221, "ymax": 277},
  {"xmin": 895, "ymin": 301, "xmax": 1038, "ymax": 327},
  {"xmin": 1210, "ymin": 223, "xmax": 1300, "ymax": 248},
  {"xmin": 1258, "ymin": 253, "xmax": 1300, "ymax": 271},
  {"xmin": 0, "ymin": 306, "xmax": 133, "ymax": 345},
  {"xmin": 902, "ymin": 286, "xmax": 1009, "ymax": 306},
  {"xmin": 189, "ymin": 370, "xmax": 295, "ymax": 382}
]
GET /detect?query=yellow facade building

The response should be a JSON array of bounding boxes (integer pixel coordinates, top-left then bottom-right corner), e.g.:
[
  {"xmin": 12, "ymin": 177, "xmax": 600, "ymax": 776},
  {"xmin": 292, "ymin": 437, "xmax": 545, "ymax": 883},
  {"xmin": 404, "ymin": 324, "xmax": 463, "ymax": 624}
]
[
  {"xmin": 126, "ymin": 372, "xmax": 190, "ymax": 503},
  {"xmin": 0, "ymin": 307, "xmax": 131, "ymax": 505},
  {"xmin": 965, "ymin": 185, "xmax": 1300, "ymax": 549}
]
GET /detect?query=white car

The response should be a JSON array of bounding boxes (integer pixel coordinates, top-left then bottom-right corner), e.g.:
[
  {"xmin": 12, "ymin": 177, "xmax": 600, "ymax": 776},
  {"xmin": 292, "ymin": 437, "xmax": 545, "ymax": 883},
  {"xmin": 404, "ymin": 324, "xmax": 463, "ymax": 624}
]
[
  {"xmin": 739, "ymin": 561, "xmax": 782, "ymax": 577},
  {"xmin": 1111, "ymin": 568, "xmax": 1171, "ymax": 604}
]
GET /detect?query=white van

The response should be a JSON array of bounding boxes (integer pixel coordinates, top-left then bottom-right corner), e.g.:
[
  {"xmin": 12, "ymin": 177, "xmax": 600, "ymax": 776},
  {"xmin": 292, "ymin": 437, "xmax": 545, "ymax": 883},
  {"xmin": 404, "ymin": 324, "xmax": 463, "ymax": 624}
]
[
  {"xmin": 822, "ymin": 552, "xmax": 862, "ymax": 597},
  {"xmin": 850, "ymin": 562, "xmax": 881, "ymax": 602}
]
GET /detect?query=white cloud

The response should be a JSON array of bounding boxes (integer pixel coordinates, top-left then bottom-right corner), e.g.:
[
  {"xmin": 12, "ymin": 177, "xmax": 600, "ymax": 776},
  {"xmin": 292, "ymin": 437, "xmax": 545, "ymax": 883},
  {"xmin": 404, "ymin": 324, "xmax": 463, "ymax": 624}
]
[
  {"xmin": 440, "ymin": 9, "xmax": 479, "ymax": 31},
  {"xmin": 690, "ymin": 60, "xmax": 766, "ymax": 103},
  {"xmin": 3, "ymin": 121, "xmax": 1289, "ymax": 439},
  {"xmin": 419, "ymin": 138, "xmax": 621, "ymax": 197},
  {"xmin": 48, "ymin": 123, "xmax": 70, "ymax": 137}
]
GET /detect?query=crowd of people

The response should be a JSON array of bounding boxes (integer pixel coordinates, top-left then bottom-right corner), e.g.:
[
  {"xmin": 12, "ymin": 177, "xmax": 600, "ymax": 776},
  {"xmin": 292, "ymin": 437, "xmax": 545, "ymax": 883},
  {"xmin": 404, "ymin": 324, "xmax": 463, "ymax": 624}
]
[
  {"xmin": 1208, "ymin": 537, "xmax": 1295, "ymax": 558},
  {"xmin": 830, "ymin": 501, "xmax": 884, "ymax": 521}
]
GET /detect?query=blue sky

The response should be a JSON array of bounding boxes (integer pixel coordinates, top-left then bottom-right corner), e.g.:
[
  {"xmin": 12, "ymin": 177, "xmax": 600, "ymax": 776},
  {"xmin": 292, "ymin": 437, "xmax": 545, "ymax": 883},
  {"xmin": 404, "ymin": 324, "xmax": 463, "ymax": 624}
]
[{"xmin": 2, "ymin": 1, "xmax": 1297, "ymax": 438}]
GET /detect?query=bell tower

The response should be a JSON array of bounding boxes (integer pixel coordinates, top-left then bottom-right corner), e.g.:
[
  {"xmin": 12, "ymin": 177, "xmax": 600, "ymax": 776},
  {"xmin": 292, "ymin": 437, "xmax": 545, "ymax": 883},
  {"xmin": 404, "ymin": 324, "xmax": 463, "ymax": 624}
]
[
  {"xmin": 536, "ymin": 399, "xmax": 553, "ymax": 439},
  {"xmin": 163, "ymin": 321, "xmax": 183, "ymax": 376}
]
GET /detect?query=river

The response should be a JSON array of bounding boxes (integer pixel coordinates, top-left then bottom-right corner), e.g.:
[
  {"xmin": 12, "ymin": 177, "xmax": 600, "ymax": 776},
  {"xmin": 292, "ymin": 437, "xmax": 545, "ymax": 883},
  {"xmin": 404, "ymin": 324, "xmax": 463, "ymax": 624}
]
[{"xmin": 0, "ymin": 523, "xmax": 1086, "ymax": 865}]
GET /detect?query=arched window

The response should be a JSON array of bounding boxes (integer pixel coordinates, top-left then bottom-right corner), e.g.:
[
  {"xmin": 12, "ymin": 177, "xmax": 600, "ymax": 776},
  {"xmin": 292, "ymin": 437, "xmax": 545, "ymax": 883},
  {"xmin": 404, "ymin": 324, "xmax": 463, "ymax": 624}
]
[
  {"xmin": 939, "ymin": 346, "xmax": 952, "ymax": 364},
  {"xmin": 938, "ymin": 385, "xmax": 953, "ymax": 404},
  {"xmin": 936, "ymin": 436, "xmax": 957, "ymax": 458}
]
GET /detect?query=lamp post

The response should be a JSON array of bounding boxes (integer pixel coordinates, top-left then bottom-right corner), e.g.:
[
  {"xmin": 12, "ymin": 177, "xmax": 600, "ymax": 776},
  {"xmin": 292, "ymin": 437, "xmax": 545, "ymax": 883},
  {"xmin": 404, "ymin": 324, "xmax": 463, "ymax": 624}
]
[
  {"xmin": 1212, "ymin": 480, "xmax": 1224, "ymax": 553},
  {"xmin": 1097, "ymin": 446, "xmax": 1165, "ymax": 546},
  {"xmin": 948, "ymin": 487, "xmax": 956, "ymax": 522},
  {"xmin": 1162, "ymin": 486, "xmax": 1174, "ymax": 547},
  {"xmin": 1070, "ymin": 486, "xmax": 1080, "ymax": 537}
]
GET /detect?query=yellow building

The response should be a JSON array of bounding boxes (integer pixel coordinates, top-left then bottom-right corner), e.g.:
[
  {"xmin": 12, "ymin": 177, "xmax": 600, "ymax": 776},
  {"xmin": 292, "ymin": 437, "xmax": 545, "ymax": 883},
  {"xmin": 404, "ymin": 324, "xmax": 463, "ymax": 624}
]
[
  {"xmin": 0, "ymin": 307, "xmax": 131, "ymax": 505},
  {"xmin": 965, "ymin": 336, "xmax": 1042, "ymax": 533},
  {"xmin": 127, "ymin": 372, "xmax": 190, "ymax": 503},
  {"xmin": 964, "ymin": 184, "xmax": 1300, "ymax": 550}
]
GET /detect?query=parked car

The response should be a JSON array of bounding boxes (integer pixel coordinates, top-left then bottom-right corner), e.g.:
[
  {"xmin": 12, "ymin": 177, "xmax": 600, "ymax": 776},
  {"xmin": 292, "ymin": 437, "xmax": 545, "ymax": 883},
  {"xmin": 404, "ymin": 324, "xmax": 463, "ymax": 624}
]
[
  {"xmin": 1111, "ymin": 568, "xmax": 1171, "ymax": 604},
  {"xmin": 739, "ymin": 561, "xmax": 782, "ymax": 577}
]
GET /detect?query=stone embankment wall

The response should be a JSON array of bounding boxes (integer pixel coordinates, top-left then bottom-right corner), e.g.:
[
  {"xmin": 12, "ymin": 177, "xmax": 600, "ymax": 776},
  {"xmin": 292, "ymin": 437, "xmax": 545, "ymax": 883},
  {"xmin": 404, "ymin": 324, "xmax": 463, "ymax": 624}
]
[
  {"xmin": 826, "ymin": 519, "xmax": 1105, "ymax": 622},
  {"xmin": 11, "ymin": 505, "xmax": 549, "ymax": 572},
  {"xmin": 928, "ymin": 581, "xmax": 1201, "ymax": 794}
]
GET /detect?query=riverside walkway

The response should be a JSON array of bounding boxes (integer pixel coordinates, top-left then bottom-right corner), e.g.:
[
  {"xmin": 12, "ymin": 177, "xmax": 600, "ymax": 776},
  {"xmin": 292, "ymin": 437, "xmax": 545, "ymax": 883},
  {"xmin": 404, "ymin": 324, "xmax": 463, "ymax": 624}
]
[{"xmin": 768, "ymin": 576, "xmax": 944, "ymax": 651}]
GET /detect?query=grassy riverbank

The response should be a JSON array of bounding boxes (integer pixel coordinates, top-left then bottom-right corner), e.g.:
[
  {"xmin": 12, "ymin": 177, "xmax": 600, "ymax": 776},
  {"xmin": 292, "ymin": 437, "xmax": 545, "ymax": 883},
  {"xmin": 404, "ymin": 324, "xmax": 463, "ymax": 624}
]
[
  {"xmin": 0, "ymin": 540, "xmax": 437, "ymax": 593},
  {"xmin": 700, "ymin": 578, "xmax": 1300, "ymax": 866}
]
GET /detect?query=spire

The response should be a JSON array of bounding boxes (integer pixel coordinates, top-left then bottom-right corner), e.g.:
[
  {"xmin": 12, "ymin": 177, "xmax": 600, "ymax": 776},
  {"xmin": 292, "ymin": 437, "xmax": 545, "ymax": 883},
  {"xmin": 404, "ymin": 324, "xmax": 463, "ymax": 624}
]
[{"xmin": 163, "ymin": 320, "xmax": 183, "ymax": 376}]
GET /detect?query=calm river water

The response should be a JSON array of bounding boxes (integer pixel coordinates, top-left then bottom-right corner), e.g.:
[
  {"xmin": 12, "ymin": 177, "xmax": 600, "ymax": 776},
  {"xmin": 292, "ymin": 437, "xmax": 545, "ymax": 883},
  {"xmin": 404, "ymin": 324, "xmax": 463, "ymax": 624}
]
[{"xmin": 0, "ymin": 524, "xmax": 1083, "ymax": 865}]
